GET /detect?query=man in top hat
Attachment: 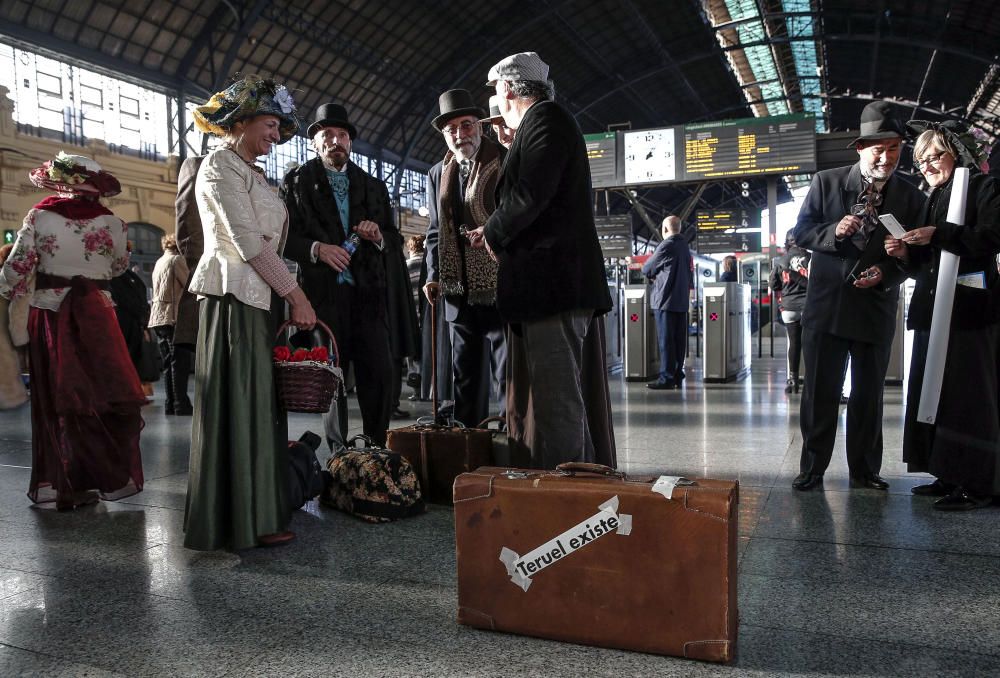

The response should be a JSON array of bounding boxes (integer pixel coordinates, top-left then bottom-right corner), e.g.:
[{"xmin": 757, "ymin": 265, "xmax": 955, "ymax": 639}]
[
  {"xmin": 470, "ymin": 52, "xmax": 616, "ymax": 470},
  {"xmin": 280, "ymin": 103, "xmax": 399, "ymax": 447},
  {"xmin": 424, "ymin": 89, "xmax": 507, "ymax": 427},
  {"xmin": 790, "ymin": 101, "xmax": 924, "ymax": 491}
]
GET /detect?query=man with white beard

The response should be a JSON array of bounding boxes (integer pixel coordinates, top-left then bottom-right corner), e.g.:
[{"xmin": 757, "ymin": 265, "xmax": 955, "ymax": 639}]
[{"xmin": 423, "ymin": 90, "xmax": 507, "ymax": 427}]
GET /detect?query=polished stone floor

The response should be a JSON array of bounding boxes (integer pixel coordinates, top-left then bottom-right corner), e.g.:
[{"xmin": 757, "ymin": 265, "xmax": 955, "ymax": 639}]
[{"xmin": 1, "ymin": 345, "xmax": 999, "ymax": 677}]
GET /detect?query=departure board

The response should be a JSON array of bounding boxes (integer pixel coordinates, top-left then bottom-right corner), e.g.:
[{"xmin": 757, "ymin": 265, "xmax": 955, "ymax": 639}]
[
  {"xmin": 584, "ymin": 132, "xmax": 619, "ymax": 188},
  {"xmin": 695, "ymin": 209, "xmax": 762, "ymax": 254},
  {"xmin": 682, "ymin": 113, "xmax": 816, "ymax": 180},
  {"xmin": 623, "ymin": 127, "xmax": 679, "ymax": 185}
]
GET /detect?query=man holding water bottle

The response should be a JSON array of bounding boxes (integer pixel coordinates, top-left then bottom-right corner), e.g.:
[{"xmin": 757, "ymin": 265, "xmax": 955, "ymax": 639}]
[{"xmin": 281, "ymin": 103, "xmax": 395, "ymax": 447}]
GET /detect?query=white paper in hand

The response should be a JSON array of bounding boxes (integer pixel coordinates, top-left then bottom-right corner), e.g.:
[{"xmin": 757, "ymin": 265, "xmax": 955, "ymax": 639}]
[{"xmin": 878, "ymin": 214, "xmax": 908, "ymax": 239}]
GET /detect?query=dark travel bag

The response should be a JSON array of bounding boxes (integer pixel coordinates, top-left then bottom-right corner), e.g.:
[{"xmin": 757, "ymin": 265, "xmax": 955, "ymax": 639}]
[
  {"xmin": 287, "ymin": 431, "xmax": 324, "ymax": 510},
  {"xmin": 453, "ymin": 463, "xmax": 739, "ymax": 662}
]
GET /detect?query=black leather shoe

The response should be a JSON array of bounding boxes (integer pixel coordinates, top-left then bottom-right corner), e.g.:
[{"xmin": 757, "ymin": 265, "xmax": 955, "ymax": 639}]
[
  {"xmin": 647, "ymin": 380, "xmax": 676, "ymax": 390},
  {"xmin": 911, "ymin": 479, "xmax": 953, "ymax": 497},
  {"xmin": 850, "ymin": 473, "xmax": 889, "ymax": 490},
  {"xmin": 784, "ymin": 379, "xmax": 795, "ymax": 394},
  {"xmin": 933, "ymin": 487, "xmax": 991, "ymax": 511},
  {"xmin": 792, "ymin": 472, "xmax": 823, "ymax": 491},
  {"xmin": 390, "ymin": 408, "xmax": 409, "ymax": 420},
  {"xmin": 674, "ymin": 370, "xmax": 686, "ymax": 383}
]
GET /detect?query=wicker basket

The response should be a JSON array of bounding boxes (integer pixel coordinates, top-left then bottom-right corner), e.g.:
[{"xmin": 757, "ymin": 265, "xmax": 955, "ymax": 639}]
[{"xmin": 274, "ymin": 320, "xmax": 342, "ymax": 413}]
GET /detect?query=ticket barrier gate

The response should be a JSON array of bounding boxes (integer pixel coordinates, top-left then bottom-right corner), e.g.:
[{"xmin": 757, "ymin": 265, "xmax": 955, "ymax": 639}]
[
  {"xmin": 623, "ymin": 283, "xmax": 658, "ymax": 381},
  {"xmin": 703, "ymin": 283, "xmax": 751, "ymax": 383}
]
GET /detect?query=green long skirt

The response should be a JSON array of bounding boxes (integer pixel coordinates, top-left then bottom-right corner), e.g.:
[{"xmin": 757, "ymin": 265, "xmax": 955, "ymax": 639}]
[{"xmin": 183, "ymin": 294, "xmax": 290, "ymax": 551}]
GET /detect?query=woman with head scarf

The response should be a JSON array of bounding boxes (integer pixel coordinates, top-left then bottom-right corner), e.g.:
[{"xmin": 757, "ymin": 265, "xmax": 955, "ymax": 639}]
[
  {"xmin": 0, "ymin": 153, "xmax": 145, "ymax": 509},
  {"xmin": 886, "ymin": 120, "xmax": 1000, "ymax": 510},
  {"xmin": 183, "ymin": 75, "xmax": 316, "ymax": 550}
]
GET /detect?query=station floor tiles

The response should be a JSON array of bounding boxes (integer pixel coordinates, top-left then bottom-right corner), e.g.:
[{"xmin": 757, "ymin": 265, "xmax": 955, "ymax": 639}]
[{"xmin": 0, "ymin": 353, "xmax": 998, "ymax": 677}]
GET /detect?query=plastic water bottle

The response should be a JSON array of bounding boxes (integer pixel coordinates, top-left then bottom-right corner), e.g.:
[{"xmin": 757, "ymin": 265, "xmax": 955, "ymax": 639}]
[{"xmin": 343, "ymin": 232, "xmax": 361, "ymax": 256}]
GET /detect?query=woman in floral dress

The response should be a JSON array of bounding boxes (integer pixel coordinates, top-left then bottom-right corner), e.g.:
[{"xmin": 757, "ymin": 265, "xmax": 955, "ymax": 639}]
[{"xmin": 0, "ymin": 153, "xmax": 144, "ymax": 510}]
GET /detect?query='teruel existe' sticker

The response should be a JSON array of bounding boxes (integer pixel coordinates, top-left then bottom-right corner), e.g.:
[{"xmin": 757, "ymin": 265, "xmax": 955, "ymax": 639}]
[{"xmin": 499, "ymin": 495, "xmax": 632, "ymax": 592}]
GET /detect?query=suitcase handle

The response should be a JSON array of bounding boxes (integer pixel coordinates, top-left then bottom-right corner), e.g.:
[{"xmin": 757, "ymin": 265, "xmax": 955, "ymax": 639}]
[
  {"xmin": 477, "ymin": 416, "xmax": 506, "ymax": 431},
  {"xmin": 555, "ymin": 462, "xmax": 624, "ymax": 479}
]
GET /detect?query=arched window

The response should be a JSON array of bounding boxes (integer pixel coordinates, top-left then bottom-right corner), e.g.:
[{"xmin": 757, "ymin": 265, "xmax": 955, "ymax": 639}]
[{"xmin": 126, "ymin": 222, "xmax": 164, "ymax": 292}]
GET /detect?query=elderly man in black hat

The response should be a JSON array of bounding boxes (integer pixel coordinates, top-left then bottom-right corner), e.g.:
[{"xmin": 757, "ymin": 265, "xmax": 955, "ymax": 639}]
[
  {"xmin": 280, "ymin": 103, "xmax": 399, "ymax": 447},
  {"xmin": 424, "ymin": 89, "xmax": 507, "ymax": 427},
  {"xmin": 790, "ymin": 101, "xmax": 924, "ymax": 492}
]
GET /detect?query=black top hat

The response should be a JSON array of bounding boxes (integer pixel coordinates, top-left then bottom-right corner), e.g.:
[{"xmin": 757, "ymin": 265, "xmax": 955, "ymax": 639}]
[
  {"xmin": 307, "ymin": 103, "xmax": 357, "ymax": 139},
  {"xmin": 847, "ymin": 101, "xmax": 906, "ymax": 147},
  {"xmin": 431, "ymin": 89, "xmax": 486, "ymax": 131}
]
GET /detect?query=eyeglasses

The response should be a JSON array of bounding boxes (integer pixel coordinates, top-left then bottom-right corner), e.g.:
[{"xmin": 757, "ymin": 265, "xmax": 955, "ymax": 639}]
[
  {"xmin": 442, "ymin": 120, "xmax": 479, "ymax": 136},
  {"xmin": 914, "ymin": 152, "xmax": 949, "ymax": 170}
]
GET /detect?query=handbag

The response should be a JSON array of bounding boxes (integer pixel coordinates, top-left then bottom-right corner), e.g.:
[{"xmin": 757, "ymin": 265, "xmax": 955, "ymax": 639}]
[{"xmin": 322, "ymin": 435, "xmax": 426, "ymax": 523}]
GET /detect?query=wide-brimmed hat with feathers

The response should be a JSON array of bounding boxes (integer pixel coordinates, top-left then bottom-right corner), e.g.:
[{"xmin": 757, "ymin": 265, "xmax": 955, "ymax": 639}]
[{"xmin": 192, "ymin": 75, "xmax": 300, "ymax": 143}]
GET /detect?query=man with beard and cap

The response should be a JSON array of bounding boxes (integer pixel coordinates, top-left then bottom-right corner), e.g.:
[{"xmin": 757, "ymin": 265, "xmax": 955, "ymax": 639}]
[
  {"xmin": 469, "ymin": 52, "xmax": 616, "ymax": 470},
  {"xmin": 280, "ymin": 103, "xmax": 398, "ymax": 448},
  {"xmin": 790, "ymin": 101, "xmax": 923, "ymax": 492},
  {"xmin": 424, "ymin": 89, "xmax": 507, "ymax": 428}
]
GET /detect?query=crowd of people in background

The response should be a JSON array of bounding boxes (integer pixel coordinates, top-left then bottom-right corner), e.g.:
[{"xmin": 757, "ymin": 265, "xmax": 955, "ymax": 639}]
[{"xmin": 1, "ymin": 54, "xmax": 998, "ymax": 552}]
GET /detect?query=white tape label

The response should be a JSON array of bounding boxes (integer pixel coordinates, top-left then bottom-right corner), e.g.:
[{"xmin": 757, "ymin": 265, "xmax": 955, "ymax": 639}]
[
  {"xmin": 498, "ymin": 495, "xmax": 632, "ymax": 592},
  {"xmin": 651, "ymin": 475, "xmax": 693, "ymax": 500}
]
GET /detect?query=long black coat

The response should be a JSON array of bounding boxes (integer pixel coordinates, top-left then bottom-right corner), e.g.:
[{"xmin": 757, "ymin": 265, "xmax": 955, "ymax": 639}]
[
  {"xmin": 483, "ymin": 100, "xmax": 611, "ymax": 323},
  {"xmin": 907, "ymin": 173, "xmax": 1000, "ymax": 331},
  {"xmin": 792, "ymin": 163, "xmax": 924, "ymax": 344}
]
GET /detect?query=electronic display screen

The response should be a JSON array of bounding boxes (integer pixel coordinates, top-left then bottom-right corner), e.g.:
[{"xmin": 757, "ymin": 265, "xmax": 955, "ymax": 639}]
[
  {"xmin": 695, "ymin": 209, "xmax": 762, "ymax": 254},
  {"xmin": 584, "ymin": 132, "xmax": 619, "ymax": 188},
  {"xmin": 682, "ymin": 113, "xmax": 816, "ymax": 180}
]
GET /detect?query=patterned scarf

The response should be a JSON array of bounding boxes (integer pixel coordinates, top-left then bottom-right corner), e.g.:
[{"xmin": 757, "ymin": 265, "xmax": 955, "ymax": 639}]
[{"xmin": 438, "ymin": 140, "xmax": 501, "ymax": 305}]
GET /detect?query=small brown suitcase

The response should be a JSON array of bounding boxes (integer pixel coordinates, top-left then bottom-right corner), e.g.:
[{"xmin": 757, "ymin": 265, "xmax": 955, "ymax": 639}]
[
  {"xmin": 454, "ymin": 463, "xmax": 738, "ymax": 662},
  {"xmin": 385, "ymin": 299, "xmax": 493, "ymax": 505},
  {"xmin": 385, "ymin": 424, "xmax": 492, "ymax": 505}
]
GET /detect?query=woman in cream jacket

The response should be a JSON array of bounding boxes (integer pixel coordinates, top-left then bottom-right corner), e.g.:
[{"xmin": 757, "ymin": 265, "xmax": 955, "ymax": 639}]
[{"xmin": 183, "ymin": 76, "xmax": 316, "ymax": 551}]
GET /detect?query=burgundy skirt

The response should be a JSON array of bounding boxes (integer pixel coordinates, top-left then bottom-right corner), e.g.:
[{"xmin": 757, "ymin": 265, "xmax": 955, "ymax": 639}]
[{"xmin": 27, "ymin": 279, "xmax": 145, "ymax": 505}]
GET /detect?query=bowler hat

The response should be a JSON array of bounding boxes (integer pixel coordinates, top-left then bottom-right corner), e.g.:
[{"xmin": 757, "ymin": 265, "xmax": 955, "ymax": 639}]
[
  {"xmin": 847, "ymin": 101, "xmax": 906, "ymax": 147},
  {"xmin": 431, "ymin": 89, "xmax": 485, "ymax": 131},
  {"xmin": 308, "ymin": 103, "xmax": 357, "ymax": 139}
]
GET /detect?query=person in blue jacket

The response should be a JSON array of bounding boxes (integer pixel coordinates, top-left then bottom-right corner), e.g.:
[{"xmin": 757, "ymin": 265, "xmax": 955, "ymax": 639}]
[{"xmin": 642, "ymin": 215, "xmax": 692, "ymax": 390}]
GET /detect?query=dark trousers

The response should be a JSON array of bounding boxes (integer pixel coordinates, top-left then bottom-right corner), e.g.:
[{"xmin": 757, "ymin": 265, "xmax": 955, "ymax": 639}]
[
  {"xmin": 319, "ymin": 283, "xmax": 392, "ymax": 447},
  {"xmin": 653, "ymin": 310, "xmax": 687, "ymax": 384},
  {"xmin": 450, "ymin": 302, "xmax": 506, "ymax": 428},
  {"xmin": 799, "ymin": 328, "xmax": 891, "ymax": 476},
  {"xmin": 153, "ymin": 325, "xmax": 193, "ymax": 412}
]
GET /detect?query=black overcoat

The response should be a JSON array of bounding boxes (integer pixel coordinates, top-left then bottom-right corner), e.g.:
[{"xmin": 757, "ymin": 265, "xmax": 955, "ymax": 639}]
[
  {"xmin": 483, "ymin": 100, "xmax": 611, "ymax": 323},
  {"xmin": 792, "ymin": 163, "xmax": 924, "ymax": 344}
]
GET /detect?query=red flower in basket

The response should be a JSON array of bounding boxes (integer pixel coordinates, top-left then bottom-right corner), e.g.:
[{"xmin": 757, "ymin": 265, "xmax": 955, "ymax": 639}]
[
  {"xmin": 273, "ymin": 346, "xmax": 291, "ymax": 362},
  {"xmin": 308, "ymin": 347, "xmax": 329, "ymax": 363},
  {"xmin": 291, "ymin": 348, "xmax": 310, "ymax": 362}
]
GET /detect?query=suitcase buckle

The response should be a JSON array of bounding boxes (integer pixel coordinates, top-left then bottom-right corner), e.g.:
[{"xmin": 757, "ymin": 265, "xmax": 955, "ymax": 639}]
[{"xmin": 502, "ymin": 470, "xmax": 529, "ymax": 479}]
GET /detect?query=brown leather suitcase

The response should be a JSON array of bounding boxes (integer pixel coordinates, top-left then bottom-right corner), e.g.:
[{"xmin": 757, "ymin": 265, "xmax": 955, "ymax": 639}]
[
  {"xmin": 385, "ymin": 424, "xmax": 492, "ymax": 505},
  {"xmin": 454, "ymin": 463, "xmax": 738, "ymax": 662},
  {"xmin": 386, "ymin": 302, "xmax": 494, "ymax": 505}
]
